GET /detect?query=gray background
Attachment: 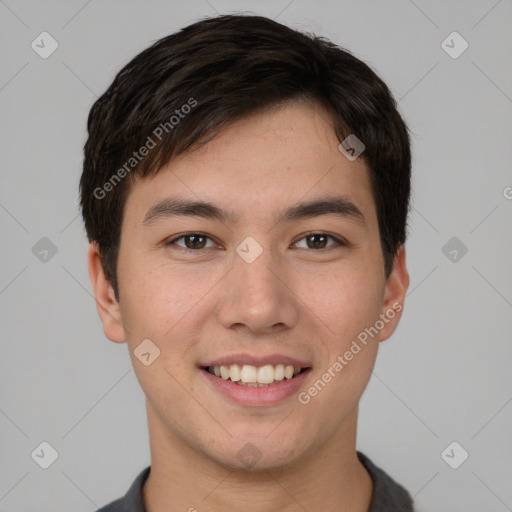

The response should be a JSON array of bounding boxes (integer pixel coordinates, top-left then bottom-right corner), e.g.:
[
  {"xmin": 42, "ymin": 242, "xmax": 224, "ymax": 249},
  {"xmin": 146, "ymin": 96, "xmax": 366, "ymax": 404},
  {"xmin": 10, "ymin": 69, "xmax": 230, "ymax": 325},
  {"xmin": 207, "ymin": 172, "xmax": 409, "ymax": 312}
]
[{"xmin": 1, "ymin": 1, "xmax": 511, "ymax": 511}]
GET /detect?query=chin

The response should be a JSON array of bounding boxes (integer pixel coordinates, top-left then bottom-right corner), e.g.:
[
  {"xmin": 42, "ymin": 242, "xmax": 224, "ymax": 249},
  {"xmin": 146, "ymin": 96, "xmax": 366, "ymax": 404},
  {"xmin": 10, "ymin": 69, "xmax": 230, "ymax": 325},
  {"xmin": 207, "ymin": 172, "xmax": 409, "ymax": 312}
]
[
  {"xmin": 216, "ymin": 451, "xmax": 302, "ymax": 474},
  {"xmin": 206, "ymin": 435, "xmax": 306, "ymax": 473}
]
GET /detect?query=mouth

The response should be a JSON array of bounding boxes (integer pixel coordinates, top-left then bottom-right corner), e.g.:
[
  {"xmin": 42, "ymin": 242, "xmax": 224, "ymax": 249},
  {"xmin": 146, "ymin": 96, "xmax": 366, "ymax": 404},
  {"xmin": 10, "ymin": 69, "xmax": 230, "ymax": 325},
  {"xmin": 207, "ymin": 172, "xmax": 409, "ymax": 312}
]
[{"xmin": 200, "ymin": 363, "xmax": 311, "ymax": 387}]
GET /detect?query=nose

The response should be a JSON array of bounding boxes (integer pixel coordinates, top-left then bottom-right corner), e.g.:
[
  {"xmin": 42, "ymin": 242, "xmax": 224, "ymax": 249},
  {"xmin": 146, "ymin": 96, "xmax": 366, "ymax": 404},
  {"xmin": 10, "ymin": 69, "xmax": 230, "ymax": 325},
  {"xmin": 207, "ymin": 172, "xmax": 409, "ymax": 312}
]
[{"xmin": 216, "ymin": 242, "xmax": 300, "ymax": 335}]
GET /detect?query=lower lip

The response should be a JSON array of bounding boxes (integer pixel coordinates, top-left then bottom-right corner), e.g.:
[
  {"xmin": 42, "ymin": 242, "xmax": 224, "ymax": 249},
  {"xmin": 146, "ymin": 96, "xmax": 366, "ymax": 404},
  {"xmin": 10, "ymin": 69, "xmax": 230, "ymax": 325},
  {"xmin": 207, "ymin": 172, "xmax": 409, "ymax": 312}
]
[{"xmin": 200, "ymin": 368, "xmax": 312, "ymax": 407}]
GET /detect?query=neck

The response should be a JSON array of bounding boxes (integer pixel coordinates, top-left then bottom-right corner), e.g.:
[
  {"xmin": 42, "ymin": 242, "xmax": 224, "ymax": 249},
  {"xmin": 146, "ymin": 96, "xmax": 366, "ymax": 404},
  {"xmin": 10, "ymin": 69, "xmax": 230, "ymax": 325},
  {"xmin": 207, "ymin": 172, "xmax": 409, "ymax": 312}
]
[{"xmin": 143, "ymin": 402, "xmax": 372, "ymax": 512}]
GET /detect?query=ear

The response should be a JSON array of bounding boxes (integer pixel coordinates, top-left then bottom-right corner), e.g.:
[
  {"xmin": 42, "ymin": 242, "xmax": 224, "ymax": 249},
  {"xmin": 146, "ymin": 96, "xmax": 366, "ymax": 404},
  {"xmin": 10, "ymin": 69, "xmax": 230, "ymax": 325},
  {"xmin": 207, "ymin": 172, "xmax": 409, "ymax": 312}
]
[
  {"xmin": 378, "ymin": 244, "xmax": 409, "ymax": 342},
  {"xmin": 87, "ymin": 242, "xmax": 126, "ymax": 343}
]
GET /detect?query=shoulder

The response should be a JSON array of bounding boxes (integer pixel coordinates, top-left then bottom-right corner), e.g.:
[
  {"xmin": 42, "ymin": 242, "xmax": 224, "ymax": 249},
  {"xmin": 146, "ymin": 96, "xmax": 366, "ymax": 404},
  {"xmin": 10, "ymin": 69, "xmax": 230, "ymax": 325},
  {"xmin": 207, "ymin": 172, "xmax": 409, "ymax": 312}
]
[
  {"xmin": 96, "ymin": 497, "xmax": 124, "ymax": 512},
  {"xmin": 96, "ymin": 466, "xmax": 151, "ymax": 512},
  {"xmin": 357, "ymin": 451, "xmax": 416, "ymax": 512}
]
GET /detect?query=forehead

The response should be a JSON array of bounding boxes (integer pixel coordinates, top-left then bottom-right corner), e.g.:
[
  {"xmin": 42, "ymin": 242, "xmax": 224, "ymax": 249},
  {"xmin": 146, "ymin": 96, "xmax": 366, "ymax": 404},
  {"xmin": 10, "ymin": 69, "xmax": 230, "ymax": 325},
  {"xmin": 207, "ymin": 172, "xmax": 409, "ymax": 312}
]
[{"xmin": 124, "ymin": 99, "xmax": 376, "ymax": 227}]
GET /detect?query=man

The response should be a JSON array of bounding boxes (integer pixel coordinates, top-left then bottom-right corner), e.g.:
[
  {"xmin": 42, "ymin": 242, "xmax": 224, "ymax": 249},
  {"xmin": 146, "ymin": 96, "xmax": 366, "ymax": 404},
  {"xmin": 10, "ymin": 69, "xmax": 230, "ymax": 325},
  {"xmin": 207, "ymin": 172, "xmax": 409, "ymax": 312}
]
[{"xmin": 81, "ymin": 13, "xmax": 414, "ymax": 511}]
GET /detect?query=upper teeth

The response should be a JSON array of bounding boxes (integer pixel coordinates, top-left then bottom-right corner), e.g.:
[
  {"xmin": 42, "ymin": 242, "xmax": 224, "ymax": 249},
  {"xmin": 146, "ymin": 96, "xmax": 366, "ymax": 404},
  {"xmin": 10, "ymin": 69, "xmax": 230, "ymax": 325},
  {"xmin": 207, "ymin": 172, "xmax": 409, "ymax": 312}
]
[{"xmin": 208, "ymin": 364, "xmax": 302, "ymax": 384}]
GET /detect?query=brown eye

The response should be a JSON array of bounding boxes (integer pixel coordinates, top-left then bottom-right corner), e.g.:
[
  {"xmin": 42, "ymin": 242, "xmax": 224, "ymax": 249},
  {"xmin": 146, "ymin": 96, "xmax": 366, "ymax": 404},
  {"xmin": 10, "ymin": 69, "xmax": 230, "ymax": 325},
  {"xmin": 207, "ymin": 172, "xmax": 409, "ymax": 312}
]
[
  {"xmin": 167, "ymin": 234, "xmax": 214, "ymax": 250},
  {"xmin": 294, "ymin": 233, "xmax": 344, "ymax": 250},
  {"xmin": 184, "ymin": 235, "xmax": 207, "ymax": 249},
  {"xmin": 307, "ymin": 234, "xmax": 328, "ymax": 249}
]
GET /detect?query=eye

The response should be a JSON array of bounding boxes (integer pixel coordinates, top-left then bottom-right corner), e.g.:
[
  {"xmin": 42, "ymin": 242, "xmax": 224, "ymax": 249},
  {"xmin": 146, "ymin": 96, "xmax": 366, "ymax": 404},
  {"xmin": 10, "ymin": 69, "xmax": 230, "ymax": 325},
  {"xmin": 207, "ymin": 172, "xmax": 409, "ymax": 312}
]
[
  {"xmin": 166, "ymin": 232, "xmax": 346, "ymax": 251},
  {"xmin": 166, "ymin": 233, "xmax": 217, "ymax": 250},
  {"xmin": 293, "ymin": 233, "xmax": 345, "ymax": 250}
]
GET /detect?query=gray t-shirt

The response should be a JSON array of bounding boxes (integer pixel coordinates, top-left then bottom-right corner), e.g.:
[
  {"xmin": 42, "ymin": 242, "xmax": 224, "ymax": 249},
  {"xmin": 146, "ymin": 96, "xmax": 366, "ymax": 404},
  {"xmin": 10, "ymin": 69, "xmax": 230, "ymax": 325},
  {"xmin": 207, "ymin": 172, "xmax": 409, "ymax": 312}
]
[{"xmin": 97, "ymin": 451, "xmax": 415, "ymax": 511}]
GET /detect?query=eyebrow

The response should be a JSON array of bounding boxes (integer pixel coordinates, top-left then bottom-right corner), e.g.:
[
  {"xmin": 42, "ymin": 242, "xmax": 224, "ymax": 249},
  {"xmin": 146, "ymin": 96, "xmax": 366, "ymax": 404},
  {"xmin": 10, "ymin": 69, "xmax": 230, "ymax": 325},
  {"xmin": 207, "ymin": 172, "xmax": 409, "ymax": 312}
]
[{"xmin": 142, "ymin": 195, "xmax": 366, "ymax": 228}]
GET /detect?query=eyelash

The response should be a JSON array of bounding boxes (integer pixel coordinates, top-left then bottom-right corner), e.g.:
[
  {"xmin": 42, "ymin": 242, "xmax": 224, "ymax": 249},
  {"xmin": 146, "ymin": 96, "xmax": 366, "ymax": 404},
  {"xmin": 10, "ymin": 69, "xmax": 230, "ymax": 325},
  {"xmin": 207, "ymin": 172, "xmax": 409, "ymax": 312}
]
[{"xmin": 165, "ymin": 232, "xmax": 347, "ymax": 251}]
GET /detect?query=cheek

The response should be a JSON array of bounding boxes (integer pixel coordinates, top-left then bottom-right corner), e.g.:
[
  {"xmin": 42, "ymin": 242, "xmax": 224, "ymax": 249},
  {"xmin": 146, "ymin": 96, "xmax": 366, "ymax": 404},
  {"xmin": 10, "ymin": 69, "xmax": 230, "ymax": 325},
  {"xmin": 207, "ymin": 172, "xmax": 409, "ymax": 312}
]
[
  {"xmin": 120, "ymin": 260, "xmax": 191, "ymax": 330},
  {"xmin": 301, "ymin": 265, "xmax": 384, "ymax": 336},
  {"xmin": 120, "ymin": 269, "xmax": 200, "ymax": 395},
  {"xmin": 119, "ymin": 262, "xmax": 214, "ymax": 375}
]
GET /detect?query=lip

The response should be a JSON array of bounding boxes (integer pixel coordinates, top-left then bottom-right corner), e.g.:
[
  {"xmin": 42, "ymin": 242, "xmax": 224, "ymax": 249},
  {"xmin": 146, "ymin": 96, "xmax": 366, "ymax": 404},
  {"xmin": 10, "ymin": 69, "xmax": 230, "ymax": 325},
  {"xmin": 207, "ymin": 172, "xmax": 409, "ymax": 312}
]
[
  {"xmin": 199, "ymin": 353, "xmax": 311, "ymax": 368},
  {"xmin": 200, "ymin": 367, "xmax": 312, "ymax": 407}
]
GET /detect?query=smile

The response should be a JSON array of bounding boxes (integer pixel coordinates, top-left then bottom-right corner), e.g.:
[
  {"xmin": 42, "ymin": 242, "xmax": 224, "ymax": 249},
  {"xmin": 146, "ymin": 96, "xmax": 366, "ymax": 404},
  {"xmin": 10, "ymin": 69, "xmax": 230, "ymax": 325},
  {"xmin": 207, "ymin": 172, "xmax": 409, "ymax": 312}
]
[
  {"xmin": 204, "ymin": 364, "xmax": 307, "ymax": 386},
  {"xmin": 200, "ymin": 364, "xmax": 312, "ymax": 407}
]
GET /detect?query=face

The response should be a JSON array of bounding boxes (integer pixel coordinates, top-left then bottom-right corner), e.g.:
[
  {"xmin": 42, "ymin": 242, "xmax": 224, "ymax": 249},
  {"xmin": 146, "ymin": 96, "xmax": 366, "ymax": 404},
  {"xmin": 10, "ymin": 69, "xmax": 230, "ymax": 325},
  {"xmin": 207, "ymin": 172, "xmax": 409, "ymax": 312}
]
[{"xmin": 90, "ymin": 99, "xmax": 409, "ymax": 471}]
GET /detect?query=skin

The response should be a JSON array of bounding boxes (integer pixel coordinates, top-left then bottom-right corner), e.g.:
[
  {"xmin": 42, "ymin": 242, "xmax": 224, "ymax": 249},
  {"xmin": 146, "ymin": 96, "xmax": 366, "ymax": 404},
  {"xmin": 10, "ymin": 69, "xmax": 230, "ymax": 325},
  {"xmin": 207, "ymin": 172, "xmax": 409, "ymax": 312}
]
[{"xmin": 88, "ymin": 98, "xmax": 409, "ymax": 512}]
